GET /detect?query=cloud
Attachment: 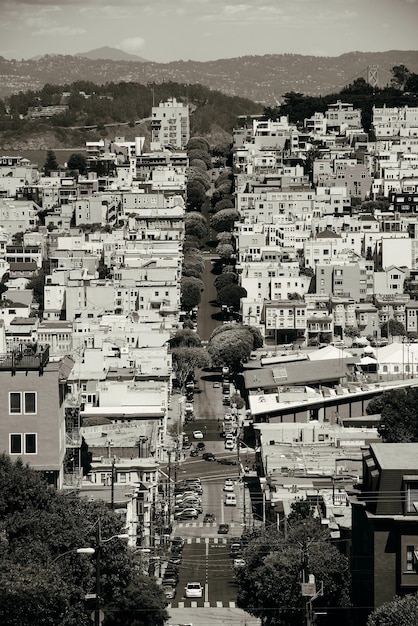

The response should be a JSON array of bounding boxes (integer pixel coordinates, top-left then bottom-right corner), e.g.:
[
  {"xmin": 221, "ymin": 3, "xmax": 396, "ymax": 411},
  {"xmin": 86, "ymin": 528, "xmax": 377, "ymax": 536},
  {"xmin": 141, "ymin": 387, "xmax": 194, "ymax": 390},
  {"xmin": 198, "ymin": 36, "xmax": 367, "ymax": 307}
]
[
  {"xmin": 33, "ymin": 25, "xmax": 86, "ymax": 36},
  {"xmin": 117, "ymin": 36, "xmax": 146, "ymax": 54}
]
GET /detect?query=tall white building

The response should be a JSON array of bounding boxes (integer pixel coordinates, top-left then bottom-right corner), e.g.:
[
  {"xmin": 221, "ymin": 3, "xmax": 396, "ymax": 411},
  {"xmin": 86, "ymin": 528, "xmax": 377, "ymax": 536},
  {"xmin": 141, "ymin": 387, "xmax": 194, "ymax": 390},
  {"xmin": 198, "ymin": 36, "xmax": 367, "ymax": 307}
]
[{"xmin": 150, "ymin": 97, "xmax": 190, "ymax": 150}]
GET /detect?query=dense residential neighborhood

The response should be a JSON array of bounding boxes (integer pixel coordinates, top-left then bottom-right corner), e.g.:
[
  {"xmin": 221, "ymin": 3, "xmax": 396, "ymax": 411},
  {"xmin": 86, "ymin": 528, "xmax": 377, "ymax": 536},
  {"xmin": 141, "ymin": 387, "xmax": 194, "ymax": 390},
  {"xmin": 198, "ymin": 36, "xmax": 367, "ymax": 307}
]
[{"xmin": 1, "ymin": 79, "xmax": 418, "ymax": 626}]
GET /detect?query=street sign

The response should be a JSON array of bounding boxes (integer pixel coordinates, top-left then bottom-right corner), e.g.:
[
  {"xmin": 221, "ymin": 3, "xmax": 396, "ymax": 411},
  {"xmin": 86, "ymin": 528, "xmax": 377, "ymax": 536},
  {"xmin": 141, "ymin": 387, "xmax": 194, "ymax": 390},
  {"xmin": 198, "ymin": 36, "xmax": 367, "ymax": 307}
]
[
  {"xmin": 90, "ymin": 610, "xmax": 105, "ymax": 624},
  {"xmin": 301, "ymin": 582, "xmax": 316, "ymax": 596}
]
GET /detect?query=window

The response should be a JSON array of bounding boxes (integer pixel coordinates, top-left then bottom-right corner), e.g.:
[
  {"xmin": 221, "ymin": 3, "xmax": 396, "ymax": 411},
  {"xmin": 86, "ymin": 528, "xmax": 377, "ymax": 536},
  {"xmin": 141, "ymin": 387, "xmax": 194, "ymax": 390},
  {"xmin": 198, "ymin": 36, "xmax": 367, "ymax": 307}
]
[
  {"xmin": 9, "ymin": 392, "xmax": 37, "ymax": 415},
  {"xmin": 24, "ymin": 392, "xmax": 36, "ymax": 414},
  {"xmin": 10, "ymin": 434, "xmax": 22, "ymax": 454},
  {"xmin": 25, "ymin": 433, "xmax": 37, "ymax": 454},
  {"xmin": 405, "ymin": 482, "xmax": 418, "ymax": 513},
  {"xmin": 9, "ymin": 392, "xmax": 21, "ymax": 414},
  {"xmin": 406, "ymin": 545, "xmax": 415, "ymax": 571}
]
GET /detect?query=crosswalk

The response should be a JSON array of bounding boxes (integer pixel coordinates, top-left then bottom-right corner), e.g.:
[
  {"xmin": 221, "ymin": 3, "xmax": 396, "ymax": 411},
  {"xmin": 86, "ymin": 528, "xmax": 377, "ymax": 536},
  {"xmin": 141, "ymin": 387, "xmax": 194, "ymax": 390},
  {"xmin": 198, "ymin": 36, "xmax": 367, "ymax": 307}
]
[
  {"xmin": 167, "ymin": 600, "xmax": 238, "ymax": 609},
  {"xmin": 176, "ymin": 521, "xmax": 238, "ymax": 529}
]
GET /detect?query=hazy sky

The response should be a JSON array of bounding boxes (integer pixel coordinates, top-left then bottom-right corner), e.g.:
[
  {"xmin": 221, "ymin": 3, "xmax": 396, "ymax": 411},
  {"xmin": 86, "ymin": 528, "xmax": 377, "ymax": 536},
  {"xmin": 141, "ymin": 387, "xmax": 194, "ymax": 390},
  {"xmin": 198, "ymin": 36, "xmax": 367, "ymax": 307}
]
[{"xmin": 0, "ymin": 0, "xmax": 417, "ymax": 63}]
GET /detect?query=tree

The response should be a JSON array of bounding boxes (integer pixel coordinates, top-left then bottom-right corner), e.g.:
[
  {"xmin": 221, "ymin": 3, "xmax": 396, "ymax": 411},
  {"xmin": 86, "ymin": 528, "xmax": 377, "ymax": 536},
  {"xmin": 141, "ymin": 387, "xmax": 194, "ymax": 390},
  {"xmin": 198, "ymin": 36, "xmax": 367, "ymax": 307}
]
[
  {"xmin": 182, "ymin": 250, "xmax": 205, "ymax": 276},
  {"xmin": 208, "ymin": 325, "xmax": 260, "ymax": 371},
  {"xmin": 186, "ymin": 179, "xmax": 206, "ymax": 211},
  {"xmin": 214, "ymin": 272, "xmax": 237, "ymax": 293},
  {"xmin": 169, "ymin": 329, "xmax": 201, "ymax": 349},
  {"xmin": 187, "ymin": 137, "xmax": 211, "ymax": 153},
  {"xmin": 216, "ymin": 242, "xmax": 234, "ymax": 260},
  {"xmin": 180, "ymin": 276, "xmax": 204, "ymax": 311},
  {"xmin": 0, "ymin": 454, "xmax": 167, "ymax": 626},
  {"xmin": 184, "ymin": 212, "xmax": 209, "ymax": 240},
  {"xmin": 390, "ymin": 64, "xmax": 411, "ymax": 90},
  {"xmin": 103, "ymin": 573, "xmax": 168, "ymax": 626},
  {"xmin": 44, "ymin": 149, "xmax": 59, "ymax": 175},
  {"xmin": 171, "ymin": 347, "xmax": 209, "ymax": 391},
  {"xmin": 0, "ymin": 562, "xmax": 73, "ymax": 626},
  {"xmin": 213, "ymin": 198, "xmax": 234, "ymax": 213},
  {"xmin": 67, "ymin": 153, "xmax": 87, "ymax": 174},
  {"xmin": 217, "ymin": 283, "xmax": 247, "ymax": 311},
  {"xmin": 367, "ymin": 593, "xmax": 418, "ymax": 626},
  {"xmin": 367, "ymin": 387, "xmax": 418, "ymax": 442},
  {"xmin": 210, "ymin": 208, "xmax": 240, "ymax": 233},
  {"xmin": 380, "ymin": 318, "xmax": 406, "ymax": 338},
  {"xmin": 235, "ymin": 518, "xmax": 351, "ymax": 626}
]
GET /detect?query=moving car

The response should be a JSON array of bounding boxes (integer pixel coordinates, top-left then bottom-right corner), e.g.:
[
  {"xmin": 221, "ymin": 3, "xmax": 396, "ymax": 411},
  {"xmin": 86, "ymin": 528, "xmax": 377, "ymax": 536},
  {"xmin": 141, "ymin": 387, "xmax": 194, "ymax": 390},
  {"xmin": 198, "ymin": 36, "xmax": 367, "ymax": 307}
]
[
  {"xmin": 185, "ymin": 582, "xmax": 203, "ymax": 598},
  {"xmin": 193, "ymin": 430, "xmax": 204, "ymax": 439},
  {"xmin": 223, "ymin": 479, "xmax": 234, "ymax": 492},
  {"xmin": 233, "ymin": 558, "xmax": 246, "ymax": 568},
  {"xmin": 218, "ymin": 523, "xmax": 230, "ymax": 534},
  {"xmin": 196, "ymin": 441, "xmax": 205, "ymax": 451},
  {"xmin": 225, "ymin": 493, "xmax": 237, "ymax": 506},
  {"xmin": 213, "ymin": 381, "xmax": 220, "ymax": 388},
  {"xmin": 203, "ymin": 512, "xmax": 215, "ymax": 523},
  {"xmin": 202, "ymin": 452, "xmax": 216, "ymax": 461},
  {"xmin": 224, "ymin": 438, "xmax": 234, "ymax": 450}
]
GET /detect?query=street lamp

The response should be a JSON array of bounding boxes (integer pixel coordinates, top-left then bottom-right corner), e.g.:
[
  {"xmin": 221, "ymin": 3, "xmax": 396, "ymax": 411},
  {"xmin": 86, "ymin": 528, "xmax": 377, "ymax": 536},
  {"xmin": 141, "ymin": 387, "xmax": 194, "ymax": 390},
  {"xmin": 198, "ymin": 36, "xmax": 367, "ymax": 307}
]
[
  {"xmin": 49, "ymin": 546, "xmax": 95, "ymax": 567},
  {"xmin": 94, "ymin": 520, "xmax": 129, "ymax": 626}
]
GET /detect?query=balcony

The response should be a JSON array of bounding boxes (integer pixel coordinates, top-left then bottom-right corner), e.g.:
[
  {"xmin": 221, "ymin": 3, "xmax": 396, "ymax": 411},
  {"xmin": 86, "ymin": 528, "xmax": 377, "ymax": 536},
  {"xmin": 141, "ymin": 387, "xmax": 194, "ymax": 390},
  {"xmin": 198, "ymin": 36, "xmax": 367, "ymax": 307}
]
[
  {"xmin": 0, "ymin": 345, "xmax": 49, "ymax": 374},
  {"xmin": 66, "ymin": 428, "xmax": 82, "ymax": 447}
]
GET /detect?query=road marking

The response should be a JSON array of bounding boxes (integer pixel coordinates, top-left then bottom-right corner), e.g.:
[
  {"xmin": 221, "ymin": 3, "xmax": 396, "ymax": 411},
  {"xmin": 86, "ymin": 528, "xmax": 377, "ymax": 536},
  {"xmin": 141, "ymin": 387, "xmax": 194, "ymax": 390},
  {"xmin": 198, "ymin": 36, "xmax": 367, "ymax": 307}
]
[{"xmin": 205, "ymin": 538, "xmax": 209, "ymax": 603}]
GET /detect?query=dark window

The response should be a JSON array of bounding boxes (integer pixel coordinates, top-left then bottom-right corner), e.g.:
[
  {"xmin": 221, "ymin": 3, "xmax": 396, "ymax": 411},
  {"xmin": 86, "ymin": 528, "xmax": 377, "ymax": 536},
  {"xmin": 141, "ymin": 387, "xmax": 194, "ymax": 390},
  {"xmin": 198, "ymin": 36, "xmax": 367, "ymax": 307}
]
[
  {"xmin": 10, "ymin": 434, "xmax": 22, "ymax": 454},
  {"xmin": 10, "ymin": 392, "xmax": 21, "ymax": 414},
  {"xmin": 24, "ymin": 392, "xmax": 36, "ymax": 414},
  {"xmin": 25, "ymin": 434, "xmax": 36, "ymax": 454}
]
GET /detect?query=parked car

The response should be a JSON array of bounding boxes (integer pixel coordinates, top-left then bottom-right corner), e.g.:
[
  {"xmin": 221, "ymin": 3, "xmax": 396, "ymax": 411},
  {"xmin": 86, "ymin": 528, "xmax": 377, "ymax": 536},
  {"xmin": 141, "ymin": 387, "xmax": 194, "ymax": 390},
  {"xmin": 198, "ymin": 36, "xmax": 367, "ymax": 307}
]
[
  {"xmin": 218, "ymin": 523, "xmax": 230, "ymax": 534},
  {"xmin": 213, "ymin": 381, "xmax": 220, "ymax": 388},
  {"xmin": 185, "ymin": 582, "xmax": 203, "ymax": 598},
  {"xmin": 202, "ymin": 452, "xmax": 216, "ymax": 461},
  {"xmin": 162, "ymin": 584, "xmax": 176, "ymax": 600},
  {"xmin": 233, "ymin": 558, "xmax": 246, "ymax": 569},
  {"xmin": 174, "ymin": 508, "xmax": 199, "ymax": 520},
  {"xmin": 171, "ymin": 536, "xmax": 184, "ymax": 549},
  {"xmin": 190, "ymin": 448, "xmax": 199, "ymax": 457}
]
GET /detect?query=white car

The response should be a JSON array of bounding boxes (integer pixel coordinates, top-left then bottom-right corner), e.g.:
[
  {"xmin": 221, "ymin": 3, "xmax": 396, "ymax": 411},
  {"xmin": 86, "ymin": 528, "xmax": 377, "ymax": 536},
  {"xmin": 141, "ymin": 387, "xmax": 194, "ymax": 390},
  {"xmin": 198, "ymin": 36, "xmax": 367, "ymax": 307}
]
[
  {"xmin": 225, "ymin": 438, "xmax": 234, "ymax": 450},
  {"xmin": 193, "ymin": 430, "xmax": 204, "ymax": 440},
  {"xmin": 223, "ymin": 479, "xmax": 234, "ymax": 492},
  {"xmin": 185, "ymin": 582, "xmax": 203, "ymax": 598}
]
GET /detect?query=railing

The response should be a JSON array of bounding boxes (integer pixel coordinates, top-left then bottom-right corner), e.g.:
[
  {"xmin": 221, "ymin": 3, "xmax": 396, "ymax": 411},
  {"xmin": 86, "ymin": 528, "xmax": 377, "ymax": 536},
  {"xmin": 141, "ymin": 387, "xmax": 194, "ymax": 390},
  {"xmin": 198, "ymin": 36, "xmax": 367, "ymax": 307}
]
[
  {"xmin": 0, "ymin": 345, "xmax": 49, "ymax": 374},
  {"xmin": 66, "ymin": 429, "xmax": 82, "ymax": 447}
]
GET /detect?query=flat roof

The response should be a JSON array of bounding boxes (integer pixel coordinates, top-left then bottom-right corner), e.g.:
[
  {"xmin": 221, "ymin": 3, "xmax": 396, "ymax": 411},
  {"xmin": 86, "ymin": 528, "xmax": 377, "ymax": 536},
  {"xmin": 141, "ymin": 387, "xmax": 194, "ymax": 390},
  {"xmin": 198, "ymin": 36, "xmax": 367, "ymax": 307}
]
[{"xmin": 371, "ymin": 443, "xmax": 418, "ymax": 471}]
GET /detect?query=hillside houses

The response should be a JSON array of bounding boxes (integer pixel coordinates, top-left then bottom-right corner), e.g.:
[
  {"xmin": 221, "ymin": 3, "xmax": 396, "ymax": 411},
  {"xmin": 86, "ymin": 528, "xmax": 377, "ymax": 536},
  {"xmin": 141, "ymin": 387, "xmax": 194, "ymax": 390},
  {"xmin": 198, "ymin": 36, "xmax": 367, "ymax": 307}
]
[{"xmin": 232, "ymin": 102, "xmax": 418, "ymax": 348}]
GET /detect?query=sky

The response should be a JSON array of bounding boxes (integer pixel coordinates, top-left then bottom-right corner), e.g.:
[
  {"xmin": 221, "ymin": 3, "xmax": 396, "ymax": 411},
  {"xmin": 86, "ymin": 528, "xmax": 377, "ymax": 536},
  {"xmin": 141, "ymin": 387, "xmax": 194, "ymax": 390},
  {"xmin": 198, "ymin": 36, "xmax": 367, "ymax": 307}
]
[{"xmin": 0, "ymin": 0, "xmax": 417, "ymax": 63}]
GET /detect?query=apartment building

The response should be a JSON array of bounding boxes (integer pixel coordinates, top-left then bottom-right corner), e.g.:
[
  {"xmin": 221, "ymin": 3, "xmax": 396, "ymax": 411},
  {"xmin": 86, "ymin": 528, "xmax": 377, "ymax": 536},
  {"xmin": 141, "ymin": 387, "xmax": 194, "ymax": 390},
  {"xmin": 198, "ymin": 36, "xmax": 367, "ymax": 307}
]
[
  {"xmin": 150, "ymin": 97, "xmax": 190, "ymax": 150},
  {"xmin": 351, "ymin": 443, "xmax": 418, "ymax": 623}
]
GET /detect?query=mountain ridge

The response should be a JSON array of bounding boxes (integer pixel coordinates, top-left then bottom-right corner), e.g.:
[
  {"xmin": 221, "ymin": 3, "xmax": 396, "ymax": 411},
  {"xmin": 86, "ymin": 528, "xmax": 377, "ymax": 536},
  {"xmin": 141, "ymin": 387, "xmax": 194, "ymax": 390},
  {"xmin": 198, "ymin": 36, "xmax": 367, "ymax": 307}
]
[
  {"xmin": 1, "ymin": 50, "xmax": 418, "ymax": 103},
  {"xmin": 75, "ymin": 46, "xmax": 149, "ymax": 63}
]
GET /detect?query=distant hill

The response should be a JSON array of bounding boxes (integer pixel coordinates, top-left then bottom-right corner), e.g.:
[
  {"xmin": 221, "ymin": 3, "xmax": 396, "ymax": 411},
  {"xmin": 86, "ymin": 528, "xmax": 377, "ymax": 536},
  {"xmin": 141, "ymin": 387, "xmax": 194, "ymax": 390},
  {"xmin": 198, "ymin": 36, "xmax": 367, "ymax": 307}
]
[
  {"xmin": 75, "ymin": 46, "xmax": 149, "ymax": 63},
  {"xmin": 0, "ymin": 50, "xmax": 418, "ymax": 102}
]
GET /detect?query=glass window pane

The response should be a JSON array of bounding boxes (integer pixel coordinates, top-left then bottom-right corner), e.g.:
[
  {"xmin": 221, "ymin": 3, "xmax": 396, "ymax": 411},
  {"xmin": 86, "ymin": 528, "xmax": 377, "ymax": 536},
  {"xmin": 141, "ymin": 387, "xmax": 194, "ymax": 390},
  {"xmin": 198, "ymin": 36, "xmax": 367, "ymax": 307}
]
[
  {"xmin": 24, "ymin": 393, "xmax": 36, "ymax": 414},
  {"xmin": 10, "ymin": 434, "xmax": 22, "ymax": 454},
  {"xmin": 10, "ymin": 393, "xmax": 21, "ymax": 413},
  {"xmin": 25, "ymin": 434, "xmax": 36, "ymax": 454}
]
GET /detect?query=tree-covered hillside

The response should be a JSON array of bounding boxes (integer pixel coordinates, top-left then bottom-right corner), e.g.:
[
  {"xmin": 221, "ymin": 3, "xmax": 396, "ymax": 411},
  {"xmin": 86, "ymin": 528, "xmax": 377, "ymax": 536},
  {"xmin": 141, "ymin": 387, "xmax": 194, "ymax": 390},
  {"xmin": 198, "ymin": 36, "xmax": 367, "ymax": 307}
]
[{"xmin": 0, "ymin": 80, "xmax": 262, "ymax": 149}]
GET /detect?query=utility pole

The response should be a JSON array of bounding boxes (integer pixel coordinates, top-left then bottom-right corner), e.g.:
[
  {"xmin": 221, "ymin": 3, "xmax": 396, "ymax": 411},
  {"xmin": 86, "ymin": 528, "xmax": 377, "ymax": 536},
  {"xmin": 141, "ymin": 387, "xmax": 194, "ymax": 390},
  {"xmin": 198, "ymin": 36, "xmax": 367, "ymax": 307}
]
[
  {"xmin": 94, "ymin": 521, "xmax": 102, "ymax": 626},
  {"xmin": 110, "ymin": 457, "xmax": 116, "ymax": 511}
]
